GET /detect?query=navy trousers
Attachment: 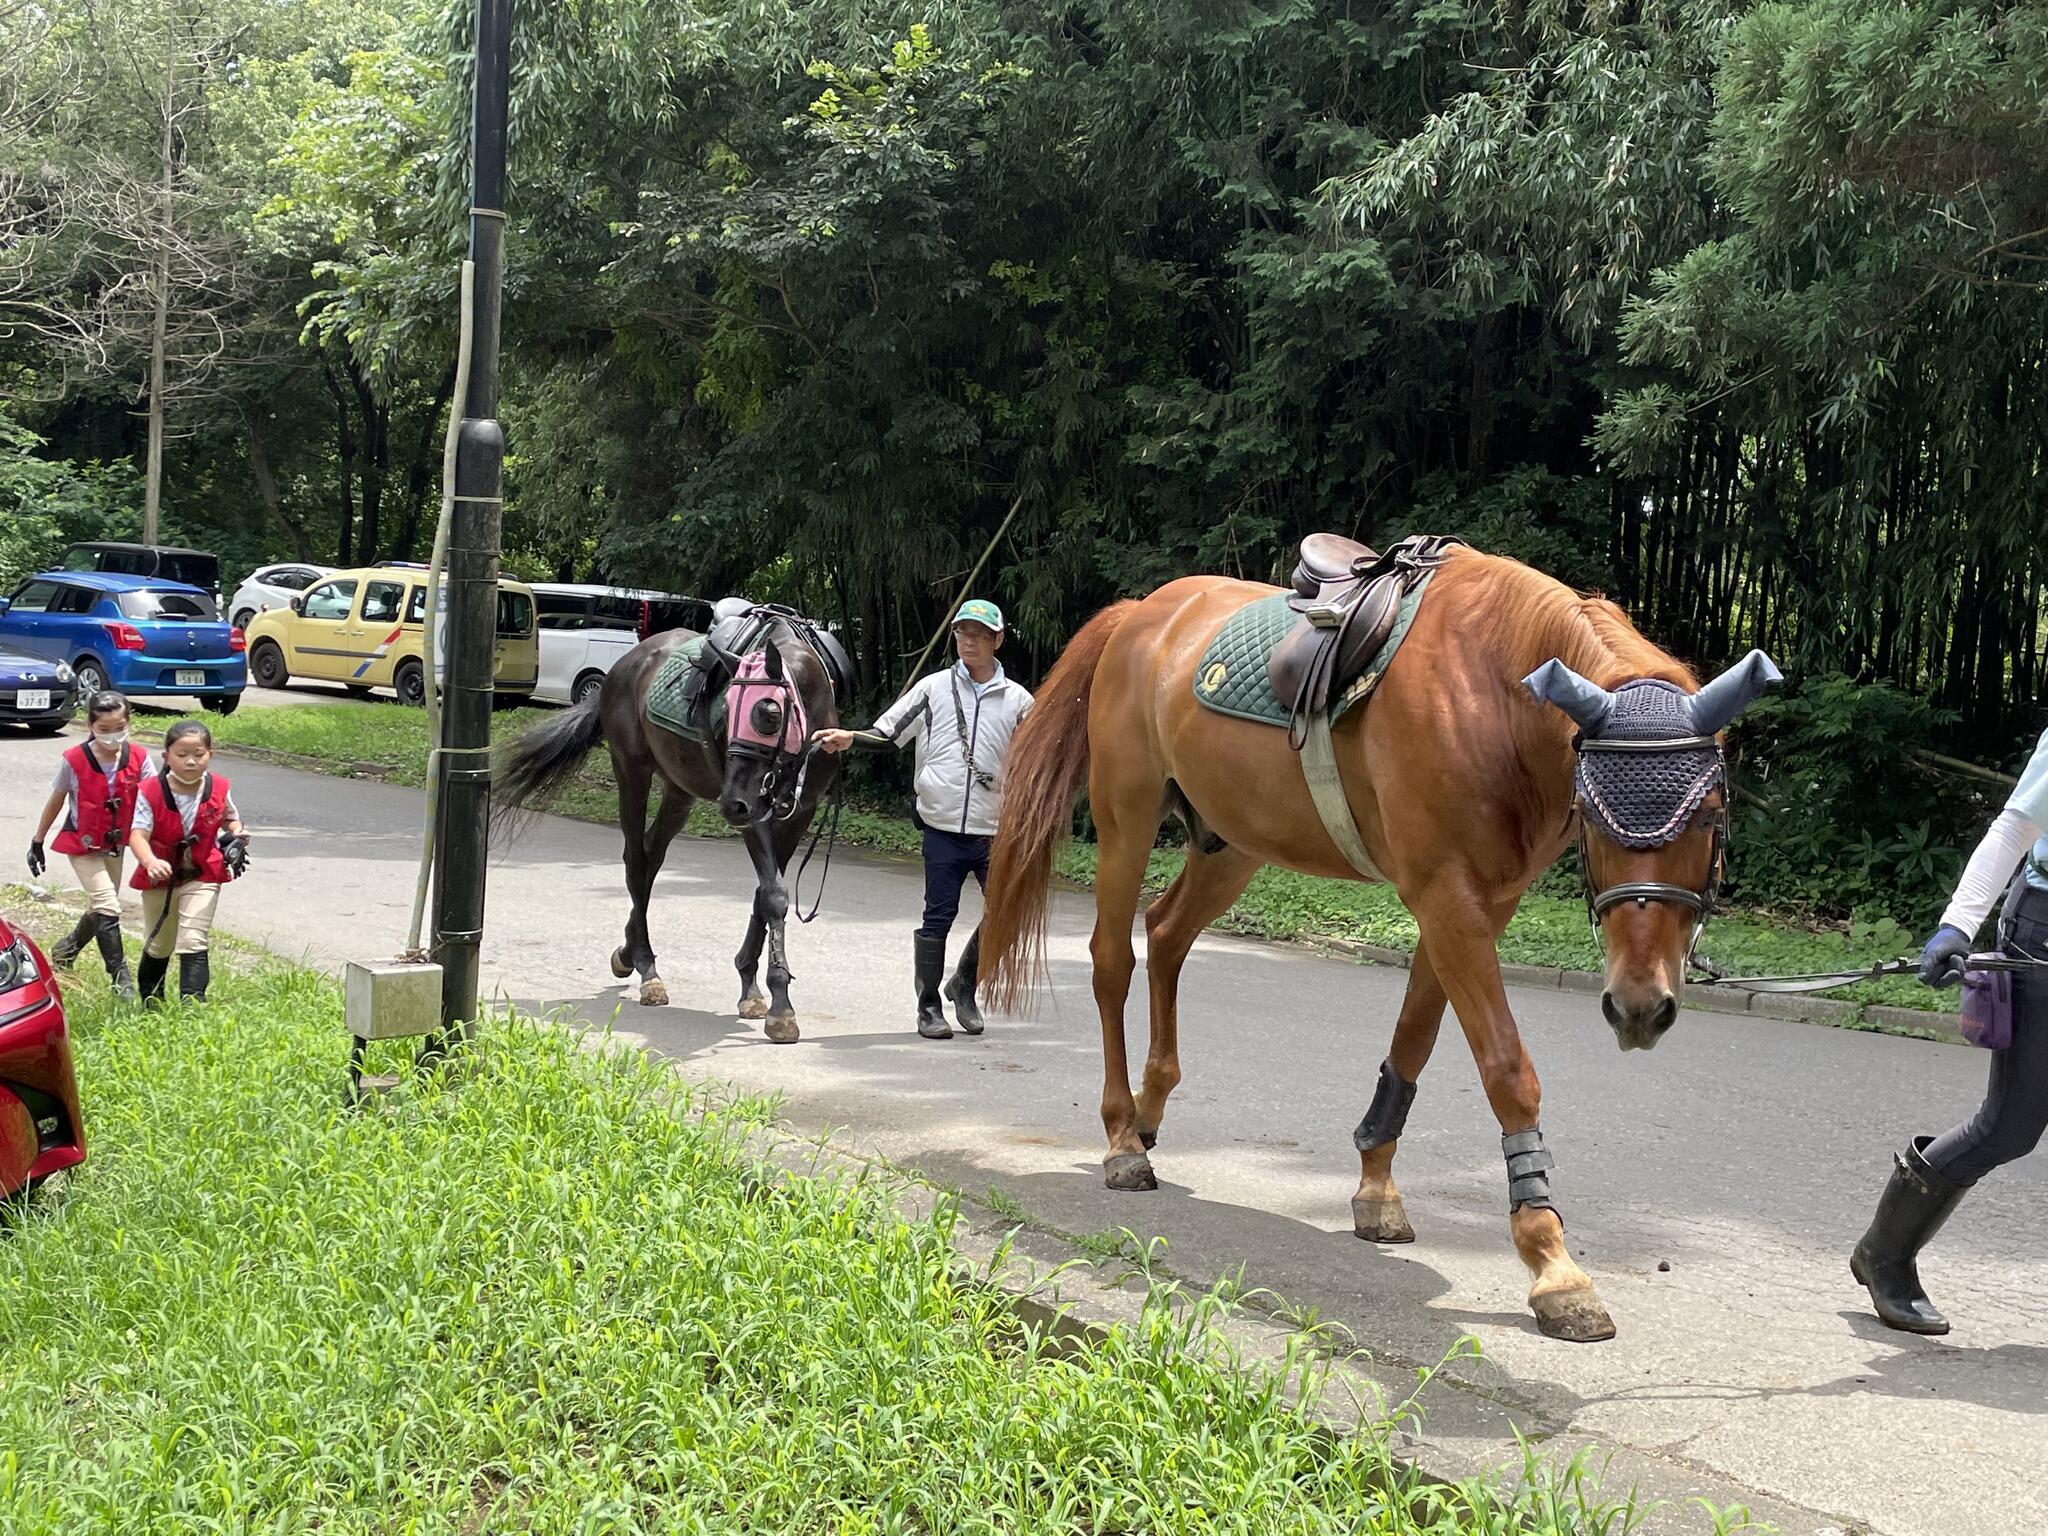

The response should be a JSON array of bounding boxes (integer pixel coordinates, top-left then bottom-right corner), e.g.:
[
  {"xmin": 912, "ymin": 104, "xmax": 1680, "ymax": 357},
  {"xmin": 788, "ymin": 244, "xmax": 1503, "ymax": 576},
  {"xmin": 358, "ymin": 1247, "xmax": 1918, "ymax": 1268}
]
[
  {"xmin": 1926, "ymin": 883, "xmax": 2048, "ymax": 1184},
  {"xmin": 919, "ymin": 827, "xmax": 990, "ymax": 940}
]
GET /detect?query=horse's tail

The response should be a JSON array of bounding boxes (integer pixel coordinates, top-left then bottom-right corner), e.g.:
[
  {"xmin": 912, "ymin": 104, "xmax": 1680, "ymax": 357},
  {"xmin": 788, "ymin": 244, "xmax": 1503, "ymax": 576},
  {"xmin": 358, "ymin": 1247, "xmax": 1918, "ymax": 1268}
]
[
  {"xmin": 492, "ymin": 688, "xmax": 606, "ymax": 839},
  {"xmin": 983, "ymin": 600, "xmax": 1138, "ymax": 1011}
]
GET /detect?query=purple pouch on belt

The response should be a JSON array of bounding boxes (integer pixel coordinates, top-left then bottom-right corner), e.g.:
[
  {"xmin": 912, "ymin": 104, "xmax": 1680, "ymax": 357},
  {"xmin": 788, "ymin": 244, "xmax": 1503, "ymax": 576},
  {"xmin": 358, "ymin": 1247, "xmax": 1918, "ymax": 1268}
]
[{"xmin": 1959, "ymin": 966, "xmax": 2013, "ymax": 1051}]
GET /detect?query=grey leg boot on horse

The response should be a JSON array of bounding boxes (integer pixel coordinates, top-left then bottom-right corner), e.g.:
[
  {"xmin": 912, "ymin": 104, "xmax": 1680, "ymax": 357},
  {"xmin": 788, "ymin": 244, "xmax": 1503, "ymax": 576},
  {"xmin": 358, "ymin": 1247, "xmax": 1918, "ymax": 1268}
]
[
  {"xmin": 914, "ymin": 932, "xmax": 951, "ymax": 1040},
  {"xmin": 1851, "ymin": 1136, "xmax": 1968, "ymax": 1335},
  {"xmin": 943, "ymin": 926, "xmax": 985, "ymax": 1035},
  {"xmin": 93, "ymin": 913, "xmax": 134, "ymax": 1001}
]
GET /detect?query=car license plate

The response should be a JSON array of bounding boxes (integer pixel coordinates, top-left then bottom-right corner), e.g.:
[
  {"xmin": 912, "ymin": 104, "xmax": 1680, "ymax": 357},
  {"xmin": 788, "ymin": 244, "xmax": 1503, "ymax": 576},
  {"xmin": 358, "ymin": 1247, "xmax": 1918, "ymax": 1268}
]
[
  {"xmin": 175, "ymin": 670, "xmax": 206, "ymax": 687},
  {"xmin": 15, "ymin": 689, "xmax": 50, "ymax": 710}
]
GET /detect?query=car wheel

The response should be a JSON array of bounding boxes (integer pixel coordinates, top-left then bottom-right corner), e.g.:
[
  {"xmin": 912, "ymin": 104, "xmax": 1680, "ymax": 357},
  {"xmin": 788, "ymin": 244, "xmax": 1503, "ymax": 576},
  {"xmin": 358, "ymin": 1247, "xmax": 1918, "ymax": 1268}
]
[
  {"xmin": 572, "ymin": 671, "xmax": 605, "ymax": 707},
  {"xmin": 202, "ymin": 694, "xmax": 240, "ymax": 716},
  {"xmin": 232, "ymin": 608, "xmax": 255, "ymax": 631},
  {"xmin": 72, "ymin": 659, "xmax": 110, "ymax": 698},
  {"xmin": 394, "ymin": 660, "xmax": 425, "ymax": 707},
  {"xmin": 250, "ymin": 640, "xmax": 289, "ymax": 690}
]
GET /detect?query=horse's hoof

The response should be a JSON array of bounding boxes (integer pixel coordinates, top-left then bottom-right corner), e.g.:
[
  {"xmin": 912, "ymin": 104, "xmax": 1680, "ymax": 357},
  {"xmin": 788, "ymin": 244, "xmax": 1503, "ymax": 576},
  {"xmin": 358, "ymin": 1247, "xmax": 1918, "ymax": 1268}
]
[
  {"xmin": 738, "ymin": 996, "xmax": 769, "ymax": 1020},
  {"xmin": 639, "ymin": 980, "xmax": 669, "ymax": 1007},
  {"xmin": 1103, "ymin": 1152, "xmax": 1157, "ymax": 1192},
  {"xmin": 763, "ymin": 1015, "xmax": 800, "ymax": 1044},
  {"xmin": 610, "ymin": 949, "xmax": 633, "ymax": 980},
  {"xmin": 1137, "ymin": 1127, "xmax": 1158, "ymax": 1151},
  {"xmin": 1351, "ymin": 1197, "xmax": 1415, "ymax": 1244},
  {"xmin": 1532, "ymin": 1287, "xmax": 1617, "ymax": 1343}
]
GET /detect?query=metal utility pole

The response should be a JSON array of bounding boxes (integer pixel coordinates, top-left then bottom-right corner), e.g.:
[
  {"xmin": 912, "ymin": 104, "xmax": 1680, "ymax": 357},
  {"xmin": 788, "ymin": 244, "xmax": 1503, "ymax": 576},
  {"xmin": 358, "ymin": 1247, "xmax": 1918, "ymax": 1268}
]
[{"xmin": 431, "ymin": 0, "xmax": 512, "ymax": 1037}]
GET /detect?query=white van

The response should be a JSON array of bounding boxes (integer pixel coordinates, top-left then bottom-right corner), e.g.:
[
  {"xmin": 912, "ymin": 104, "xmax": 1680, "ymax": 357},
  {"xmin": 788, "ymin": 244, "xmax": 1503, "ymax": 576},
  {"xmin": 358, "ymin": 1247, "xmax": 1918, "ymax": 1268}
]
[{"xmin": 531, "ymin": 583, "xmax": 711, "ymax": 705}]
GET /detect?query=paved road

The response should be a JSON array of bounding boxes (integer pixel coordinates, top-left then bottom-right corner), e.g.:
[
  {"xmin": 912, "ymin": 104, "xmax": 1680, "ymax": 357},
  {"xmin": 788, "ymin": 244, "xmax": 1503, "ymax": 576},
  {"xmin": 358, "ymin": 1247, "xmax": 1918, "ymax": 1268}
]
[{"xmin": 3, "ymin": 728, "xmax": 2042, "ymax": 1535}]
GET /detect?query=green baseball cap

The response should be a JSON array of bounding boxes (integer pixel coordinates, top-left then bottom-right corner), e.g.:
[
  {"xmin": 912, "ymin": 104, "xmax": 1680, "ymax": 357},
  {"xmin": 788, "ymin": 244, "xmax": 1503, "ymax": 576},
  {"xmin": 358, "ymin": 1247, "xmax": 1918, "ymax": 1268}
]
[{"xmin": 954, "ymin": 598, "xmax": 1004, "ymax": 633}]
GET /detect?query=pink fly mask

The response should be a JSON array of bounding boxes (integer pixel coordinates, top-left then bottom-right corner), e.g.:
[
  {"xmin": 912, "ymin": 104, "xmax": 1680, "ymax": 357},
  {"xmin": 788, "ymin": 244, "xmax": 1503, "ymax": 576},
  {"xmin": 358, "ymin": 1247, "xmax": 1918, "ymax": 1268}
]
[{"xmin": 725, "ymin": 646, "xmax": 810, "ymax": 759}]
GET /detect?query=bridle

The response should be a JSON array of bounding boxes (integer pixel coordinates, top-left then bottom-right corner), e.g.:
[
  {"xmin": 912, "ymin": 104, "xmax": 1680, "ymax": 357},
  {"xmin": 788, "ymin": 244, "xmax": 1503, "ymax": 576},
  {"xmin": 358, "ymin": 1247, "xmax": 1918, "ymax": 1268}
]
[{"xmin": 1571, "ymin": 729, "xmax": 1729, "ymax": 970}]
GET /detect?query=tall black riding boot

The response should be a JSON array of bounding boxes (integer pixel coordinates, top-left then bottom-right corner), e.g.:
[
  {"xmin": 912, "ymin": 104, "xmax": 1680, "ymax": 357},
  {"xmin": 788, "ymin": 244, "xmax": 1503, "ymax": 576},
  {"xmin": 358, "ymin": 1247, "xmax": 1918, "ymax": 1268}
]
[
  {"xmin": 944, "ymin": 926, "xmax": 985, "ymax": 1035},
  {"xmin": 179, "ymin": 951, "xmax": 211, "ymax": 1004},
  {"xmin": 136, "ymin": 953, "xmax": 169, "ymax": 1005},
  {"xmin": 49, "ymin": 912, "xmax": 97, "ymax": 970},
  {"xmin": 1851, "ymin": 1136, "xmax": 1968, "ymax": 1335},
  {"xmin": 92, "ymin": 913, "xmax": 133, "ymax": 1001},
  {"xmin": 914, "ymin": 932, "xmax": 951, "ymax": 1039}
]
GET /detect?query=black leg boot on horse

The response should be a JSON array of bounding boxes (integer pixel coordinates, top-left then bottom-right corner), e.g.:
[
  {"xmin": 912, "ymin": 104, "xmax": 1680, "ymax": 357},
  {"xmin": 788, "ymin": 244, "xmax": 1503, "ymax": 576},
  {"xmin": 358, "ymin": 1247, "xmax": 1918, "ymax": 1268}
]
[
  {"xmin": 944, "ymin": 925, "xmax": 985, "ymax": 1035},
  {"xmin": 915, "ymin": 933, "xmax": 951, "ymax": 1039},
  {"xmin": 1851, "ymin": 1136, "xmax": 1968, "ymax": 1335},
  {"xmin": 93, "ymin": 913, "xmax": 134, "ymax": 1001}
]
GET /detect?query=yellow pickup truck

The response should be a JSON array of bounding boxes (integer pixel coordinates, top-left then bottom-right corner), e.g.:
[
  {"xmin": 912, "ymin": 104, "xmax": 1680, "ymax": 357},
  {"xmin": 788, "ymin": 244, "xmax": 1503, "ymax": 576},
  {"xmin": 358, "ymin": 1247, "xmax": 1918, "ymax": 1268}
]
[{"xmin": 243, "ymin": 565, "xmax": 537, "ymax": 706}]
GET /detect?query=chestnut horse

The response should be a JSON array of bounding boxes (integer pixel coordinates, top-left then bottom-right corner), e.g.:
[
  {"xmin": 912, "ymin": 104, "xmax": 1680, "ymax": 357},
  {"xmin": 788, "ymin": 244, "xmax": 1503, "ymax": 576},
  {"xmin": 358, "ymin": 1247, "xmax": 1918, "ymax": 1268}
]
[{"xmin": 980, "ymin": 547, "xmax": 1778, "ymax": 1341}]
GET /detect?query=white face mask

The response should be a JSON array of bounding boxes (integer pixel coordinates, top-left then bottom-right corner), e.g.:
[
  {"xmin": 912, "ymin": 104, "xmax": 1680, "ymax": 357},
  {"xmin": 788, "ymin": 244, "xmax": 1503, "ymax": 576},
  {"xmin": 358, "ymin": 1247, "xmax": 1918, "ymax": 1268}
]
[{"xmin": 92, "ymin": 731, "xmax": 128, "ymax": 752}]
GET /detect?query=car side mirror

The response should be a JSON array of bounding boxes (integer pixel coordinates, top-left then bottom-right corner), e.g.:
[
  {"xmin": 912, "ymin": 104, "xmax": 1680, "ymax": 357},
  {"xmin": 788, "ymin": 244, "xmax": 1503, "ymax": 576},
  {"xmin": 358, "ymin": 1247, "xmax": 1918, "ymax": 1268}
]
[
  {"xmin": 289, "ymin": 595, "xmax": 304, "ymax": 615},
  {"xmin": 0, "ymin": 597, "xmax": 11, "ymax": 615}
]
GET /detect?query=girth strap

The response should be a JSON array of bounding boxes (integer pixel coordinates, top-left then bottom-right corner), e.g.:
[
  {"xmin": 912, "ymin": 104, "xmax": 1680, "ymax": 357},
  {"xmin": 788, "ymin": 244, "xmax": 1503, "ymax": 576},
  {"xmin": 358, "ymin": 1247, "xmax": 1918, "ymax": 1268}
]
[{"xmin": 1301, "ymin": 708, "xmax": 1385, "ymax": 881}]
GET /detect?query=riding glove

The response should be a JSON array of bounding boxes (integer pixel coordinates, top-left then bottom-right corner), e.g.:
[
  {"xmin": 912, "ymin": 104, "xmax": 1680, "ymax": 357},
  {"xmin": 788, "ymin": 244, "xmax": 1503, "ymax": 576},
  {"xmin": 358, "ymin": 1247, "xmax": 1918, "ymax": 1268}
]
[
  {"xmin": 27, "ymin": 840, "xmax": 45, "ymax": 878},
  {"xmin": 1917, "ymin": 925, "xmax": 1971, "ymax": 989},
  {"xmin": 217, "ymin": 830, "xmax": 251, "ymax": 879}
]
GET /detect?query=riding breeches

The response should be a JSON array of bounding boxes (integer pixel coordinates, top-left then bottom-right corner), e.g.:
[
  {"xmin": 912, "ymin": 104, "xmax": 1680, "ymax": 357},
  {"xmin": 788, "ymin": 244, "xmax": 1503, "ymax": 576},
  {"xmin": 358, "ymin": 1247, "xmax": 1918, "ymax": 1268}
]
[
  {"xmin": 918, "ymin": 828, "xmax": 990, "ymax": 939},
  {"xmin": 141, "ymin": 881, "xmax": 221, "ymax": 958},
  {"xmin": 1924, "ymin": 883, "xmax": 2048, "ymax": 1185},
  {"xmin": 68, "ymin": 853, "xmax": 123, "ymax": 917}
]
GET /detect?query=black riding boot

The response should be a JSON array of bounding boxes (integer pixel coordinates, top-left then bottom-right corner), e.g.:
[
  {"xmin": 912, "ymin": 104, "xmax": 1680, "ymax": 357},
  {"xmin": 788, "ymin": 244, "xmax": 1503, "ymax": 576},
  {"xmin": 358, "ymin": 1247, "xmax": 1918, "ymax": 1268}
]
[
  {"xmin": 1851, "ymin": 1136, "xmax": 1969, "ymax": 1335},
  {"xmin": 915, "ymin": 932, "xmax": 951, "ymax": 1039},
  {"xmin": 49, "ymin": 912, "xmax": 97, "ymax": 970},
  {"xmin": 179, "ymin": 951, "xmax": 211, "ymax": 1004},
  {"xmin": 944, "ymin": 926, "xmax": 985, "ymax": 1035},
  {"xmin": 93, "ymin": 913, "xmax": 133, "ymax": 1001},
  {"xmin": 136, "ymin": 953, "xmax": 169, "ymax": 1005}
]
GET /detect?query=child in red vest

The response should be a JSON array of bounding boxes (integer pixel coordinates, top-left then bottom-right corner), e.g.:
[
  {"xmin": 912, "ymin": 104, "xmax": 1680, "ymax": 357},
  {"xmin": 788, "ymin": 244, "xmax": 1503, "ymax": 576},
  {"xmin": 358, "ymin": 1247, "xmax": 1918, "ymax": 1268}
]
[
  {"xmin": 27, "ymin": 690, "xmax": 146, "ymax": 998},
  {"xmin": 127, "ymin": 720, "xmax": 250, "ymax": 1004}
]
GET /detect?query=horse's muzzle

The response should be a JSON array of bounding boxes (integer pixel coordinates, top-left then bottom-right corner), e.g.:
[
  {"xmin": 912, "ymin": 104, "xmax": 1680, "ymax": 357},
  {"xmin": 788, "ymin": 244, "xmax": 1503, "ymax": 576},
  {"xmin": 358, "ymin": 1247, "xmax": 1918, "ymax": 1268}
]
[{"xmin": 1602, "ymin": 987, "xmax": 1679, "ymax": 1051}]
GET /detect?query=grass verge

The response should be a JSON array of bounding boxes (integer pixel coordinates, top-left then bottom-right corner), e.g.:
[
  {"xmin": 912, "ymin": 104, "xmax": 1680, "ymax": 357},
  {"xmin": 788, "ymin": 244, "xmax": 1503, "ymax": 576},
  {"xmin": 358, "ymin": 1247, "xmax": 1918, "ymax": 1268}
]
[
  {"xmin": 136, "ymin": 695, "xmax": 1938, "ymax": 1012},
  {"xmin": 0, "ymin": 901, "xmax": 1760, "ymax": 1534}
]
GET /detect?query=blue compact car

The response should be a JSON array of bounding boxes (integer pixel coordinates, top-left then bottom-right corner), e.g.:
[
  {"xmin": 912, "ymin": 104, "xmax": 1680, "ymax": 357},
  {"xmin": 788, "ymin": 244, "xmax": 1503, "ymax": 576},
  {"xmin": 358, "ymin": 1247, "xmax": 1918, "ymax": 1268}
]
[
  {"xmin": 0, "ymin": 644, "xmax": 78, "ymax": 733},
  {"xmin": 0, "ymin": 572, "xmax": 246, "ymax": 713}
]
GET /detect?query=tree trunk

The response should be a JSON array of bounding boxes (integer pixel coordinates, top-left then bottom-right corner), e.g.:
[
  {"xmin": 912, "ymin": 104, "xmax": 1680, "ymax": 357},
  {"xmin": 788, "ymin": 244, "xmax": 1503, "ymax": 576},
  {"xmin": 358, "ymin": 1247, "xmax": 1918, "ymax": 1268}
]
[
  {"xmin": 389, "ymin": 363, "xmax": 459, "ymax": 559},
  {"xmin": 322, "ymin": 355, "xmax": 357, "ymax": 565},
  {"xmin": 347, "ymin": 357, "xmax": 388, "ymax": 560},
  {"xmin": 245, "ymin": 407, "xmax": 312, "ymax": 560},
  {"xmin": 143, "ymin": 37, "xmax": 175, "ymax": 545}
]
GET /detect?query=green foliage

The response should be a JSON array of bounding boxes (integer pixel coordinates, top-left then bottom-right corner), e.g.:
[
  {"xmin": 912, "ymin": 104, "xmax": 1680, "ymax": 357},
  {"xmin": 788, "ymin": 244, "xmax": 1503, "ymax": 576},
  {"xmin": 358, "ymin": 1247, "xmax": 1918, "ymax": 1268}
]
[
  {"xmin": 0, "ymin": 414, "xmax": 141, "ymax": 588},
  {"xmin": 0, "ymin": 914, "xmax": 1709, "ymax": 1533}
]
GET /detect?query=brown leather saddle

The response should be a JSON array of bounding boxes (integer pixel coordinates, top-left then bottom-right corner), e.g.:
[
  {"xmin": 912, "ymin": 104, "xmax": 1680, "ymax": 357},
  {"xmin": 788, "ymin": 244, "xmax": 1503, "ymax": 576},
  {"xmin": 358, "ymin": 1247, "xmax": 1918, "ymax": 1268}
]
[{"xmin": 1268, "ymin": 532, "xmax": 1465, "ymax": 745}]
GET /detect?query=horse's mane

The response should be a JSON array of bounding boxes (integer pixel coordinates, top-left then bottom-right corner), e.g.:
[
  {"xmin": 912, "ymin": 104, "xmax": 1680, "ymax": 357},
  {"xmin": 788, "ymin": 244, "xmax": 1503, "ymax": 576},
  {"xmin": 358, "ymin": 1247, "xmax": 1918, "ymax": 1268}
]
[{"xmin": 1448, "ymin": 551, "xmax": 1695, "ymax": 692}]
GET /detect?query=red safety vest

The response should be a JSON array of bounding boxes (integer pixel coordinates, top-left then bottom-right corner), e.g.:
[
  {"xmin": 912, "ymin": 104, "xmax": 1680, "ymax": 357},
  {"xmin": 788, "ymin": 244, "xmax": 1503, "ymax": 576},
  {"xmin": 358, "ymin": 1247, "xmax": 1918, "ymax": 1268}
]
[
  {"xmin": 50, "ymin": 742, "xmax": 148, "ymax": 856},
  {"xmin": 130, "ymin": 771, "xmax": 235, "ymax": 888}
]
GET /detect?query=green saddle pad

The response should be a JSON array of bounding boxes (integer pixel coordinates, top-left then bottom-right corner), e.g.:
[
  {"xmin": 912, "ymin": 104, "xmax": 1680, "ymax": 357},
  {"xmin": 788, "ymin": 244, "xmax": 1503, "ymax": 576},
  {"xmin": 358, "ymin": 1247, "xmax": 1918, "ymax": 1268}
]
[
  {"xmin": 646, "ymin": 635, "xmax": 720, "ymax": 744},
  {"xmin": 1192, "ymin": 576, "xmax": 1433, "ymax": 728}
]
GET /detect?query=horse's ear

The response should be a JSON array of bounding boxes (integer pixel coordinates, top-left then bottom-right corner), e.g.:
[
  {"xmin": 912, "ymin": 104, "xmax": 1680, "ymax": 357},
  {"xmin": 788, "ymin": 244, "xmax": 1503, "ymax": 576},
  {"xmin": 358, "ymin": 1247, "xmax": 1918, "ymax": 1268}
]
[
  {"xmin": 1686, "ymin": 649, "xmax": 1782, "ymax": 736},
  {"xmin": 761, "ymin": 642, "xmax": 785, "ymax": 681},
  {"xmin": 1522, "ymin": 659, "xmax": 1616, "ymax": 734}
]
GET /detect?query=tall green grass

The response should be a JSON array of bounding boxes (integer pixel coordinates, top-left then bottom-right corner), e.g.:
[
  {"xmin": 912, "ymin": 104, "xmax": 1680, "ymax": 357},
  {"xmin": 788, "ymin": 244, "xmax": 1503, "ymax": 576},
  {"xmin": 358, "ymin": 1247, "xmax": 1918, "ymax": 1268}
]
[{"xmin": 0, "ymin": 919, "xmax": 1762, "ymax": 1534}]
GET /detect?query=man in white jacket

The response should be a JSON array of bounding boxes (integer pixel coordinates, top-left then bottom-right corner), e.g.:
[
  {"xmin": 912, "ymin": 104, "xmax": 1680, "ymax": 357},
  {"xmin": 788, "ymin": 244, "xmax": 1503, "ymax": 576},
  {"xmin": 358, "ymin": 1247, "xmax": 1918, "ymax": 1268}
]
[{"xmin": 815, "ymin": 599, "xmax": 1032, "ymax": 1038}]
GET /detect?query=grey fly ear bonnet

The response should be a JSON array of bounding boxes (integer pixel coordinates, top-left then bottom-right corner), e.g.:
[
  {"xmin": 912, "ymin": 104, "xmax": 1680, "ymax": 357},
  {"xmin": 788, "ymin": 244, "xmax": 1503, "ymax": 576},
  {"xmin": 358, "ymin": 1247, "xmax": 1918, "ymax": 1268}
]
[{"xmin": 1524, "ymin": 650, "xmax": 1782, "ymax": 939}]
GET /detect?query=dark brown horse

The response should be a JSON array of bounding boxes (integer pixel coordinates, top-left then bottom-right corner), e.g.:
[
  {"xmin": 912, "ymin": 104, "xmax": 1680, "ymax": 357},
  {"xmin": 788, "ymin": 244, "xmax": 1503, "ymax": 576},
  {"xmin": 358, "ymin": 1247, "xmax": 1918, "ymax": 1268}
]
[
  {"xmin": 980, "ymin": 547, "xmax": 1777, "ymax": 1341},
  {"xmin": 495, "ymin": 613, "xmax": 842, "ymax": 1042}
]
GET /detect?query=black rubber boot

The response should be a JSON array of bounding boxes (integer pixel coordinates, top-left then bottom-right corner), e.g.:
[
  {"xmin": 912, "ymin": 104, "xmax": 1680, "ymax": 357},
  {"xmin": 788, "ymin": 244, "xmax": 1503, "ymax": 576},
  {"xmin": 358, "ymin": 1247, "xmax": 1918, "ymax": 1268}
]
[
  {"xmin": 179, "ymin": 951, "xmax": 211, "ymax": 1004},
  {"xmin": 49, "ymin": 912, "xmax": 97, "ymax": 970},
  {"xmin": 944, "ymin": 926, "xmax": 985, "ymax": 1036},
  {"xmin": 136, "ymin": 953, "xmax": 169, "ymax": 1005},
  {"xmin": 1851, "ymin": 1136, "xmax": 1968, "ymax": 1335},
  {"xmin": 915, "ymin": 932, "xmax": 951, "ymax": 1039},
  {"xmin": 93, "ymin": 913, "xmax": 133, "ymax": 1001}
]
